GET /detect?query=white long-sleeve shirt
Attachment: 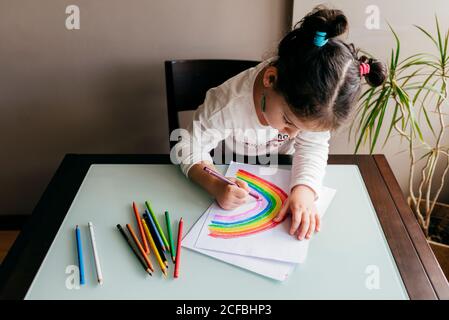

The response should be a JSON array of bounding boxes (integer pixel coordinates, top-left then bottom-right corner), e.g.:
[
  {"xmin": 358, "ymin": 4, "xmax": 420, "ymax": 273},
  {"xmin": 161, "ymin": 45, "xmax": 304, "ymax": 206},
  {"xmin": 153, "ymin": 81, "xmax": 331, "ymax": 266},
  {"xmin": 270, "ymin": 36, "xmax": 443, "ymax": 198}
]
[{"xmin": 172, "ymin": 58, "xmax": 330, "ymax": 199}]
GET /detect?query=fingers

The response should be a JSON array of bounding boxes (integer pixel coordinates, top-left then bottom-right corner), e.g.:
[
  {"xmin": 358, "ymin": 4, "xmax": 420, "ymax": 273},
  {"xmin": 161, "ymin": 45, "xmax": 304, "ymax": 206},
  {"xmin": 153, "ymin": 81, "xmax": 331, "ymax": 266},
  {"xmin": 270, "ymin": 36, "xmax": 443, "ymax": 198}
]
[
  {"xmin": 235, "ymin": 179, "xmax": 250, "ymax": 192},
  {"xmin": 305, "ymin": 214, "xmax": 316, "ymax": 239},
  {"xmin": 231, "ymin": 197, "xmax": 247, "ymax": 206},
  {"xmin": 289, "ymin": 208, "xmax": 318, "ymax": 240},
  {"xmin": 273, "ymin": 198, "xmax": 289, "ymax": 222},
  {"xmin": 223, "ymin": 197, "xmax": 246, "ymax": 208},
  {"xmin": 289, "ymin": 207, "xmax": 302, "ymax": 235},
  {"xmin": 296, "ymin": 211, "xmax": 310, "ymax": 240},
  {"xmin": 315, "ymin": 214, "xmax": 321, "ymax": 232},
  {"xmin": 217, "ymin": 178, "xmax": 250, "ymax": 210},
  {"xmin": 274, "ymin": 200, "xmax": 318, "ymax": 240},
  {"xmin": 217, "ymin": 200, "xmax": 245, "ymax": 210},
  {"xmin": 227, "ymin": 179, "xmax": 249, "ymax": 200}
]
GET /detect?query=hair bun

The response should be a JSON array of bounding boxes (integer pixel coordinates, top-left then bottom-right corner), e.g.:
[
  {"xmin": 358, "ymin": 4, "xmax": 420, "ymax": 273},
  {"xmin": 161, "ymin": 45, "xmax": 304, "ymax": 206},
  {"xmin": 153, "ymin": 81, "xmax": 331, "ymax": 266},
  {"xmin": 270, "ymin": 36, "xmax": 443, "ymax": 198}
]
[
  {"xmin": 328, "ymin": 12, "xmax": 348, "ymax": 37},
  {"xmin": 359, "ymin": 55, "xmax": 387, "ymax": 87},
  {"xmin": 299, "ymin": 5, "xmax": 348, "ymax": 39}
]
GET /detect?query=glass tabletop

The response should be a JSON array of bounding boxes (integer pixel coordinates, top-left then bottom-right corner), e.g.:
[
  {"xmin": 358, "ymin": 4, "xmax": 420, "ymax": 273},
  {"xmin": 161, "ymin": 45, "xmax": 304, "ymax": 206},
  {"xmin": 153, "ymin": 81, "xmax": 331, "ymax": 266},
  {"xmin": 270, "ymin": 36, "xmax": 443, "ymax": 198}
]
[{"xmin": 25, "ymin": 164, "xmax": 408, "ymax": 299}]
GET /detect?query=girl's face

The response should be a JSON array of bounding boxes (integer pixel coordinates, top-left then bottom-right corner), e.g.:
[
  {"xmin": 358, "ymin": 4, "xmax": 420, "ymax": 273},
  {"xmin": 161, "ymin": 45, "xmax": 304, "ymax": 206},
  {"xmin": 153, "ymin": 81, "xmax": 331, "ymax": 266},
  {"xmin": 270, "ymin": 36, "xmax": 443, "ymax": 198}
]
[
  {"xmin": 262, "ymin": 93, "xmax": 301, "ymax": 137},
  {"xmin": 257, "ymin": 66, "xmax": 322, "ymax": 138}
]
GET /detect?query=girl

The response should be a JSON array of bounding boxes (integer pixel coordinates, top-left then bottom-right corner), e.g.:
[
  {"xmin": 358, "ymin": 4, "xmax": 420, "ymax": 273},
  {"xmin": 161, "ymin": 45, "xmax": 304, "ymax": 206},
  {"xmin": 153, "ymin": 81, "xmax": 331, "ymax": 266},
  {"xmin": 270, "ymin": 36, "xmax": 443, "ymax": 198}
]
[{"xmin": 173, "ymin": 6, "xmax": 386, "ymax": 240}]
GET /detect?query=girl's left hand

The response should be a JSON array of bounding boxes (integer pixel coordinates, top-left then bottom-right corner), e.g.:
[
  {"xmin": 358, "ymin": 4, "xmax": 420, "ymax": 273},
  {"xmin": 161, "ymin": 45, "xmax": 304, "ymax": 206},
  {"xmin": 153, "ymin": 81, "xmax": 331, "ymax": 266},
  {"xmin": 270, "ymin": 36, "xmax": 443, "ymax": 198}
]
[{"xmin": 273, "ymin": 185, "xmax": 320, "ymax": 240}]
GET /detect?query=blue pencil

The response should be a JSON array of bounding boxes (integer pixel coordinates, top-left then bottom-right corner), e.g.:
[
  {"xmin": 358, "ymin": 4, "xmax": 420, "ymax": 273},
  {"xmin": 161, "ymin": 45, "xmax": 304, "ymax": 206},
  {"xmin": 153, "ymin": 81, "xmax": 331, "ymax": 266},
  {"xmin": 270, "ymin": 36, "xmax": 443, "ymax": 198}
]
[
  {"xmin": 143, "ymin": 210, "xmax": 165, "ymax": 251},
  {"xmin": 75, "ymin": 225, "xmax": 85, "ymax": 285}
]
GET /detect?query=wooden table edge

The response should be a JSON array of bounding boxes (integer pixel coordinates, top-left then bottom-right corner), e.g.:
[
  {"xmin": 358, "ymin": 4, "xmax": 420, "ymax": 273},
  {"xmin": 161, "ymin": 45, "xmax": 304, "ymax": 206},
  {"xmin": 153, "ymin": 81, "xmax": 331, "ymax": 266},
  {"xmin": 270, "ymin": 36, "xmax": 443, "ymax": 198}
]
[{"xmin": 373, "ymin": 154, "xmax": 449, "ymax": 300}]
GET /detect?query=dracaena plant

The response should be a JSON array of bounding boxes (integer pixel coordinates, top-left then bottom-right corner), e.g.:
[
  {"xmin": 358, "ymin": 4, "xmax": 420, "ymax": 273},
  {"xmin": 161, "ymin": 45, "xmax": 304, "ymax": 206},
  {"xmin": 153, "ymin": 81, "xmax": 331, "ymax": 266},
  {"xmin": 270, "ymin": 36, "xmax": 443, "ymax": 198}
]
[{"xmin": 350, "ymin": 18, "xmax": 449, "ymax": 238}]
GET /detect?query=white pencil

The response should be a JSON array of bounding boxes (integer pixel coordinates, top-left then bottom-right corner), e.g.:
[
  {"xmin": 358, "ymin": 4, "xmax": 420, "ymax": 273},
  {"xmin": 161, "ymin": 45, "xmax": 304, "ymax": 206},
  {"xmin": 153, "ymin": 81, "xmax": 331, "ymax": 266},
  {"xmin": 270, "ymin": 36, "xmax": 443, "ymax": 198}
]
[{"xmin": 88, "ymin": 222, "xmax": 103, "ymax": 285}]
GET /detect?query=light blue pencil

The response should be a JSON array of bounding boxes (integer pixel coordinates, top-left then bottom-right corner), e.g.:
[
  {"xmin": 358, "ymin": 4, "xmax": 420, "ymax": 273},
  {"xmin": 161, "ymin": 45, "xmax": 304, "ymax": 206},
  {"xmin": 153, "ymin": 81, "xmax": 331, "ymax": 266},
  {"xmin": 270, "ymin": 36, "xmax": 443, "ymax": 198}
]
[{"xmin": 75, "ymin": 225, "xmax": 85, "ymax": 285}]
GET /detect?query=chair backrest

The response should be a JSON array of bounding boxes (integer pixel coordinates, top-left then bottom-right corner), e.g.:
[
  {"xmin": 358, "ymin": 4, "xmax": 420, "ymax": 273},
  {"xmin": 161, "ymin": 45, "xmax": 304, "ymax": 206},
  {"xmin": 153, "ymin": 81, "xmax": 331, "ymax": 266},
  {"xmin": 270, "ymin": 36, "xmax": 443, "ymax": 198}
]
[{"xmin": 165, "ymin": 59, "xmax": 259, "ymax": 148}]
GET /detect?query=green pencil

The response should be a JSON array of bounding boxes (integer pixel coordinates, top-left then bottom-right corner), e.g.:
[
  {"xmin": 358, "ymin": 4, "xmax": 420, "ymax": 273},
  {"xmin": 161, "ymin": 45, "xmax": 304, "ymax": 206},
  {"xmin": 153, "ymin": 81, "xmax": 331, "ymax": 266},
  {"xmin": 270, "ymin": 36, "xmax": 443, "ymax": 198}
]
[
  {"xmin": 145, "ymin": 200, "xmax": 170, "ymax": 251},
  {"xmin": 165, "ymin": 211, "xmax": 176, "ymax": 263}
]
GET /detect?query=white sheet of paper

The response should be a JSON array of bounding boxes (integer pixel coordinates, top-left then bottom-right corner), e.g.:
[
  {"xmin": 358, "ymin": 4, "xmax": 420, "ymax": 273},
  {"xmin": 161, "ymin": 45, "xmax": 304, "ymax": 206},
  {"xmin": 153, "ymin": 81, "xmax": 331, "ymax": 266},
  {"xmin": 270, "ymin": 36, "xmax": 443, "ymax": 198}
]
[
  {"xmin": 194, "ymin": 162, "xmax": 336, "ymax": 263},
  {"xmin": 183, "ymin": 206, "xmax": 296, "ymax": 281}
]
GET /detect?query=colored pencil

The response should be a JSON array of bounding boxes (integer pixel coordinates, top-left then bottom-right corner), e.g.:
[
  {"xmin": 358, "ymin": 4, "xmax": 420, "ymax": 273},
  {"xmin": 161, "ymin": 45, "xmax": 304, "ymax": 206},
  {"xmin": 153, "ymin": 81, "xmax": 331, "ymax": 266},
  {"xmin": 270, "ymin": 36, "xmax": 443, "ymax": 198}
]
[
  {"xmin": 132, "ymin": 202, "xmax": 150, "ymax": 255},
  {"xmin": 143, "ymin": 210, "xmax": 165, "ymax": 253},
  {"xmin": 145, "ymin": 201, "xmax": 170, "ymax": 251},
  {"xmin": 143, "ymin": 211, "xmax": 168, "ymax": 266},
  {"xmin": 126, "ymin": 224, "xmax": 154, "ymax": 272},
  {"xmin": 88, "ymin": 222, "xmax": 103, "ymax": 284},
  {"xmin": 75, "ymin": 225, "xmax": 85, "ymax": 285},
  {"xmin": 142, "ymin": 218, "xmax": 167, "ymax": 277},
  {"xmin": 174, "ymin": 218, "xmax": 183, "ymax": 279},
  {"xmin": 203, "ymin": 166, "xmax": 260, "ymax": 200},
  {"xmin": 165, "ymin": 211, "xmax": 176, "ymax": 263},
  {"xmin": 116, "ymin": 224, "xmax": 152, "ymax": 276}
]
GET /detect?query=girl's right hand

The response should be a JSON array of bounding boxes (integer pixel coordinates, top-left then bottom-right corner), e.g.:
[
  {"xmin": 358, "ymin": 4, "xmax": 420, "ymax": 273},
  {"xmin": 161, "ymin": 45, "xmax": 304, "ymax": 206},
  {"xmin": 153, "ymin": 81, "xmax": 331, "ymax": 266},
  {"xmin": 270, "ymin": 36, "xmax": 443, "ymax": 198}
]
[{"xmin": 215, "ymin": 178, "xmax": 250, "ymax": 210}]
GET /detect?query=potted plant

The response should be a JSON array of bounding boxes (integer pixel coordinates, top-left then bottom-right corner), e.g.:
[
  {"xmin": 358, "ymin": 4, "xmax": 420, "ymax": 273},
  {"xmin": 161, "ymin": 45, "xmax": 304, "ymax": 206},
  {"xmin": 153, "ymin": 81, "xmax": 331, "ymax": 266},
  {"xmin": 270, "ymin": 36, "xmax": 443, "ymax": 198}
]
[{"xmin": 350, "ymin": 18, "xmax": 449, "ymax": 277}]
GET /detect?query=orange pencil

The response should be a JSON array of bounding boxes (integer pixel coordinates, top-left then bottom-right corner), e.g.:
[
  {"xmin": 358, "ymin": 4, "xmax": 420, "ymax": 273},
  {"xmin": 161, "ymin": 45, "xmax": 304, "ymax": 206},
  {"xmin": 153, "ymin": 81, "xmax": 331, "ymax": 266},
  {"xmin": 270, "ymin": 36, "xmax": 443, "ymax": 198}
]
[
  {"xmin": 126, "ymin": 224, "xmax": 154, "ymax": 272},
  {"xmin": 133, "ymin": 202, "xmax": 150, "ymax": 255},
  {"xmin": 174, "ymin": 218, "xmax": 183, "ymax": 278}
]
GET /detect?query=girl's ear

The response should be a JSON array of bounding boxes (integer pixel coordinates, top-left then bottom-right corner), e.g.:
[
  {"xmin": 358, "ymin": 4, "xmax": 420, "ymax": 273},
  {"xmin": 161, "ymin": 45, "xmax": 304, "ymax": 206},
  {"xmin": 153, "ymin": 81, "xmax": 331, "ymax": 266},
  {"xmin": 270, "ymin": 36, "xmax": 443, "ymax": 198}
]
[{"xmin": 263, "ymin": 66, "xmax": 278, "ymax": 88}]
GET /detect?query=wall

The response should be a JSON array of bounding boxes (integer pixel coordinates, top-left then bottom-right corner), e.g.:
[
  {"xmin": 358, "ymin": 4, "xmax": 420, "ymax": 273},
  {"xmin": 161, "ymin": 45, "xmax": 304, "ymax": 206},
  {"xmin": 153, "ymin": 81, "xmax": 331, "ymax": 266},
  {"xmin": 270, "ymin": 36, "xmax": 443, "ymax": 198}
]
[
  {"xmin": 0, "ymin": 0, "xmax": 293, "ymax": 216},
  {"xmin": 2, "ymin": 0, "xmax": 447, "ymax": 217}
]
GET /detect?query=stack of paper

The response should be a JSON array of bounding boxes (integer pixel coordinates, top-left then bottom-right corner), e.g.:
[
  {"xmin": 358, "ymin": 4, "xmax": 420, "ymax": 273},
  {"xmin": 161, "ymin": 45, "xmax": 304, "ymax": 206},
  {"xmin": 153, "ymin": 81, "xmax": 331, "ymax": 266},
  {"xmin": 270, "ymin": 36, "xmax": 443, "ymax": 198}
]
[{"xmin": 183, "ymin": 162, "xmax": 336, "ymax": 281}]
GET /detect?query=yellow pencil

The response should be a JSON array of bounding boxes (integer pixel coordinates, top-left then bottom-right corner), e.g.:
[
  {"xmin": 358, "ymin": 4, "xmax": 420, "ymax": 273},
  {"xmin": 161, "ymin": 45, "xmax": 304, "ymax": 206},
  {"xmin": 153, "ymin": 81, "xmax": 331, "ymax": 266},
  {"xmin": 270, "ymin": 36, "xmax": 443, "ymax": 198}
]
[{"xmin": 142, "ymin": 218, "xmax": 167, "ymax": 277}]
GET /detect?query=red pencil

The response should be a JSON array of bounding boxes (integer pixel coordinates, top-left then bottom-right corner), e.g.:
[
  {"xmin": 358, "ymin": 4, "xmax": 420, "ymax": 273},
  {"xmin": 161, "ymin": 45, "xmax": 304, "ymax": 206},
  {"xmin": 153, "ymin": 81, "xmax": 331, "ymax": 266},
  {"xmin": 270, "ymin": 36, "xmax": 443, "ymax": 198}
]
[
  {"xmin": 174, "ymin": 218, "xmax": 183, "ymax": 278},
  {"xmin": 133, "ymin": 202, "xmax": 150, "ymax": 255}
]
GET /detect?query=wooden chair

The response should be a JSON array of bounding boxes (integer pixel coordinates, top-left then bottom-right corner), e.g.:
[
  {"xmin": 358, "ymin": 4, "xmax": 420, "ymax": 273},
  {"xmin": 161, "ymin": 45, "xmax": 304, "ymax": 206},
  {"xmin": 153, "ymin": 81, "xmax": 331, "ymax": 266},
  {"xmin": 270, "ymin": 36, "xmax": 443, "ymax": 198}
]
[{"xmin": 164, "ymin": 59, "xmax": 259, "ymax": 149}]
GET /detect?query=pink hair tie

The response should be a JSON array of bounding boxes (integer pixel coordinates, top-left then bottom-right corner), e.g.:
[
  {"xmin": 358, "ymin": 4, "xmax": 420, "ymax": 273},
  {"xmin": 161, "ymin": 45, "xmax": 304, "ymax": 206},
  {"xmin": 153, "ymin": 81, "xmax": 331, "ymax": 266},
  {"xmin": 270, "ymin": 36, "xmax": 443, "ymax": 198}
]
[{"xmin": 359, "ymin": 62, "xmax": 370, "ymax": 76}]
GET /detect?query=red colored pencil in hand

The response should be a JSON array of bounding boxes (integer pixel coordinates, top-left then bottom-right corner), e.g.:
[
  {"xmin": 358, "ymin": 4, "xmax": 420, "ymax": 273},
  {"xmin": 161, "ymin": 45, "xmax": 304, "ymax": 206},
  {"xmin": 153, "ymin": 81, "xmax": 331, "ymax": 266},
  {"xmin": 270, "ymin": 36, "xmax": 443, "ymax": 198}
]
[{"xmin": 174, "ymin": 218, "xmax": 183, "ymax": 279}]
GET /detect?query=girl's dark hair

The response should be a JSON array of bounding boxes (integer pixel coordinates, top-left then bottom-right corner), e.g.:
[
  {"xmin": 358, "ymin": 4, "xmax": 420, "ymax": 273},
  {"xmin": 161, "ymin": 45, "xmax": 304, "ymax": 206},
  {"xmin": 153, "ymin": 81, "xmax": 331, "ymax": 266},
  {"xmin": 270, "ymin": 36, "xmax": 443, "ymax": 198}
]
[{"xmin": 273, "ymin": 5, "xmax": 387, "ymax": 130}]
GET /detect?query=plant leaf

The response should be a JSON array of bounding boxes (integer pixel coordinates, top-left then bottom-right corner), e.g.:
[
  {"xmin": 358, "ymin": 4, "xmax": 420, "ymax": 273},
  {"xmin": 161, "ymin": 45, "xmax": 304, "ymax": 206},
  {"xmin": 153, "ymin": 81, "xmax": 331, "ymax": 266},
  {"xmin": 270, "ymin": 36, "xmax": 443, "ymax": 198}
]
[
  {"xmin": 415, "ymin": 24, "xmax": 438, "ymax": 47},
  {"xmin": 383, "ymin": 102, "xmax": 400, "ymax": 148},
  {"xmin": 388, "ymin": 24, "xmax": 401, "ymax": 69},
  {"xmin": 421, "ymin": 106, "xmax": 436, "ymax": 137},
  {"xmin": 354, "ymin": 88, "xmax": 389, "ymax": 153},
  {"xmin": 435, "ymin": 15, "xmax": 444, "ymax": 62},
  {"xmin": 370, "ymin": 94, "xmax": 390, "ymax": 153}
]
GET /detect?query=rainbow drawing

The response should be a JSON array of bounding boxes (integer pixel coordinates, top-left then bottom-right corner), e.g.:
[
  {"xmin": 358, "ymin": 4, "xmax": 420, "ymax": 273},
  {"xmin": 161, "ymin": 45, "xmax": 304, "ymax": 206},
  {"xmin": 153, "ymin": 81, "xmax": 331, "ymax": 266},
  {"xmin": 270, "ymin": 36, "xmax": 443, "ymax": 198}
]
[{"xmin": 208, "ymin": 169, "xmax": 288, "ymax": 238}]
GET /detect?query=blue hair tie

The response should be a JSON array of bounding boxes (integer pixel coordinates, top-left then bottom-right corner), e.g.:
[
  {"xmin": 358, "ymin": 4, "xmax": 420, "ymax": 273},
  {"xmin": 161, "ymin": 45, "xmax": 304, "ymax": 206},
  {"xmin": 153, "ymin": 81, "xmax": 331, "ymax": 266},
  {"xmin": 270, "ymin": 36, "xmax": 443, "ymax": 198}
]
[{"xmin": 313, "ymin": 31, "xmax": 328, "ymax": 47}]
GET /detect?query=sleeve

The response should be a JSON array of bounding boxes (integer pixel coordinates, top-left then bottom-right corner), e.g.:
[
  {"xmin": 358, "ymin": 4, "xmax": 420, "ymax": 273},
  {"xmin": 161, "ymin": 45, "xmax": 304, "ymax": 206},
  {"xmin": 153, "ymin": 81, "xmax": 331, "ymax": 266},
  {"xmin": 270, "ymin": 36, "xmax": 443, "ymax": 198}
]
[
  {"xmin": 290, "ymin": 130, "xmax": 331, "ymax": 200},
  {"xmin": 171, "ymin": 87, "xmax": 231, "ymax": 177}
]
